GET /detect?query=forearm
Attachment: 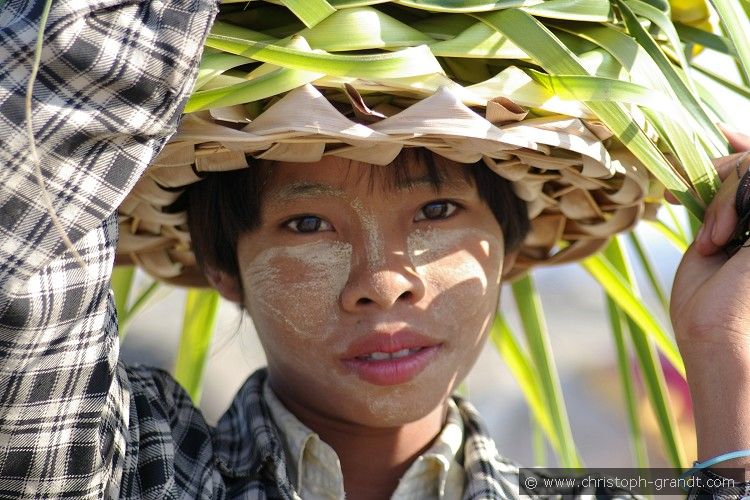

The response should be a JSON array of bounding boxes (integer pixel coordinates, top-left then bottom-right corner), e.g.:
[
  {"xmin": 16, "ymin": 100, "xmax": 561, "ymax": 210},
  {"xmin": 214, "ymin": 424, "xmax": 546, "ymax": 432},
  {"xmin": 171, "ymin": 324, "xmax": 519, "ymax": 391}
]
[
  {"xmin": 0, "ymin": 0, "xmax": 217, "ymax": 293},
  {"xmin": 0, "ymin": 217, "xmax": 122, "ymax": 498},
  {"xmin": 682, "ymin": 344, "xmax": 750, "ymax": 481},
  {"xmin": 0, "ymin": 0, "xmax": 217, "ymax": 495}
]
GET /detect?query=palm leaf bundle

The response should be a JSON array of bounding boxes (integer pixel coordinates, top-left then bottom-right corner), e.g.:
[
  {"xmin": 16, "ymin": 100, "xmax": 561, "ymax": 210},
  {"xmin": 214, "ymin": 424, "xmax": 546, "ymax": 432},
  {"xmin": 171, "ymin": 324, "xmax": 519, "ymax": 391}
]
[{"xmin": 190, "ymin": 0, "xmax": 730, "ymax": 215}]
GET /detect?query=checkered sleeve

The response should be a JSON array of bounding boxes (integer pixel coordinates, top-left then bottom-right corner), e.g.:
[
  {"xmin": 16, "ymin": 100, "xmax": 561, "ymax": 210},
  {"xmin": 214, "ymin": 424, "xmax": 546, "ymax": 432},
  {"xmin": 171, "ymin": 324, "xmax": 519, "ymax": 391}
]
[{"xmin": 0, "ymin": 0, "xmax": 217, "ymax": 497}]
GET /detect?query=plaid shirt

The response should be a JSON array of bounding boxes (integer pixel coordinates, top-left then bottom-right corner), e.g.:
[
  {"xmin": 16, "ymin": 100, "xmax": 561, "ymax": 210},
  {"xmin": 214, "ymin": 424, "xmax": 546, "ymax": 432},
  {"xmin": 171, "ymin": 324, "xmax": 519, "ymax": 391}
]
[{"xmin": 0, "ymin": 0, "xmax": 746, "ymax": 498}]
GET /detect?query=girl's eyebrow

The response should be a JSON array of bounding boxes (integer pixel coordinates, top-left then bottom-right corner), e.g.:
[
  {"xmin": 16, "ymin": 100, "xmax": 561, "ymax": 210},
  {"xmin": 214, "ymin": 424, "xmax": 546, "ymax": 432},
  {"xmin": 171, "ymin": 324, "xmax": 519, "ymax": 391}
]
[
  {"xmin": 398, "ymin": 176, "xmax": 473, "ymax": 191},
  {"xmin": 269, "ymin": 182, "xmax": 348, "ymax": 201},
  {"xmin": 396, "ymin": 175, "xmax": 434, "ymax": 189}
]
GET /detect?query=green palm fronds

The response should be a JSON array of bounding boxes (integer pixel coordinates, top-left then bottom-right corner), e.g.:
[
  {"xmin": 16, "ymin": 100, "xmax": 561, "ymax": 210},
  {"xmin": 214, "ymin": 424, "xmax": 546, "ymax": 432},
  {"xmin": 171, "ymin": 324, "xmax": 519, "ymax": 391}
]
[
  {"xmin": 186, "ymin": 0, "xmax": 741, "ymax": 216},
  {"xmin": 174, "ymin": 290, "xmax": 222, "ymax": 404}
]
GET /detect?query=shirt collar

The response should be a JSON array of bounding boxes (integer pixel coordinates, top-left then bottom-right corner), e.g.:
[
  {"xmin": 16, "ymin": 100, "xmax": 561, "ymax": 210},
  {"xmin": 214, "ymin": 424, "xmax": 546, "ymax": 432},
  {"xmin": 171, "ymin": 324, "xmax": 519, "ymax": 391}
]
[
  {"xmin": 393, "ymin": 397, "xmax": 465, "ymax": 498},
  {"xmin": 212, "ymin": 368, "xmax": 292, "ymax": 488},
  {"xmin": 263, "ymin": 378, "xmax": 465, "ymax": 499},
  {"xmin": 211, "ymin": 368, "xmax": 516, "ymax": 498},
  {"xmin": 263, "ymin": 381, "xmax": 346, "ymax": 498}
]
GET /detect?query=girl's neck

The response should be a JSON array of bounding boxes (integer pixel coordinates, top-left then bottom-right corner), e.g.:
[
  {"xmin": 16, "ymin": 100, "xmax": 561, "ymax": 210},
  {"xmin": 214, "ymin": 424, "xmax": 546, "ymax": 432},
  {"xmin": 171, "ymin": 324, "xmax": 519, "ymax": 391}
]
[{"xmin": 273, "ymin": 391, "xmax": 448, "ymax": 500}]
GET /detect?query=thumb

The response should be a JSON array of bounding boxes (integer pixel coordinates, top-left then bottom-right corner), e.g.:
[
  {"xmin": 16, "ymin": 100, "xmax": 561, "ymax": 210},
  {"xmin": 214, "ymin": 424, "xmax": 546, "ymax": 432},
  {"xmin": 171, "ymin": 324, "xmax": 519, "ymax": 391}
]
[{"xmin": 718, "ymin": 123, "xmax": 750, "ymax": 153}]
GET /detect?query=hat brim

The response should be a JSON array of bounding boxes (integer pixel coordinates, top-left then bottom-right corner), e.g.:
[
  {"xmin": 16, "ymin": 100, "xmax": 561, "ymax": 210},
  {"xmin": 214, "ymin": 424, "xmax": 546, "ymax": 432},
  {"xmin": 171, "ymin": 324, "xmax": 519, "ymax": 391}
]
[{"xmin": 117, "ymin": 84, "xmax": 657, "ymax": 285}]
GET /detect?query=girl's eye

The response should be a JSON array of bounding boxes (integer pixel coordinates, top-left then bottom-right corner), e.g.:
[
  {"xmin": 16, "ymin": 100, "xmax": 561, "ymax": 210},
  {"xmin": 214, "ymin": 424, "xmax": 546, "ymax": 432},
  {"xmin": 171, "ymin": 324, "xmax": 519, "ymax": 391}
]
[
  {"xmin": 414, "ymin": 201, "xmax": 459, "ymax": 221},
  {"xmin": 286, "ymin": 216, "xmax": 333, "ymax": 233}
]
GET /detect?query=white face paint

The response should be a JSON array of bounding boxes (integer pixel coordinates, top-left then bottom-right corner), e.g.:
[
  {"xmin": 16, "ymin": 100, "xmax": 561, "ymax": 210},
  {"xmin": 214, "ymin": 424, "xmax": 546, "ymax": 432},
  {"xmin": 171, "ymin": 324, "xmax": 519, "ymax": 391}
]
[
  {"xmin": 408, "ymin": 227, "xmax": 495, "ymax": 289},
  {"xmin": 353, "ymin": 227, "xmax": 503, "ymax": 423},
  {"xmin": 407, "ymin": 227, "xmax": 499, "ymax": 332},
  {"xmin": 242, "ymin": 240, "xmax": 352, "ymax": 339}
]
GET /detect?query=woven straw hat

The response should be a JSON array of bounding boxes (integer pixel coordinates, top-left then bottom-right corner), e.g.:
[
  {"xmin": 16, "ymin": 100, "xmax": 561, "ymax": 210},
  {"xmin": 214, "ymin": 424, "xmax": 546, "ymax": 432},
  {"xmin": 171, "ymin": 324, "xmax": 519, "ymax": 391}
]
[{"xmin": 117, "ymin": 5, "xmax": 664, "ymax": 287}]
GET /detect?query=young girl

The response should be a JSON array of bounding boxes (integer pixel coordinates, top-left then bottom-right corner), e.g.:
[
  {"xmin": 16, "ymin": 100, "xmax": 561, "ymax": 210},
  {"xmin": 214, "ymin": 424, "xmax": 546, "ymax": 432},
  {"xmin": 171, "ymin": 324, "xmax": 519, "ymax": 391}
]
[{"xmin": 1, "ymin": 0, "xmax": 749, "ymax": 499}]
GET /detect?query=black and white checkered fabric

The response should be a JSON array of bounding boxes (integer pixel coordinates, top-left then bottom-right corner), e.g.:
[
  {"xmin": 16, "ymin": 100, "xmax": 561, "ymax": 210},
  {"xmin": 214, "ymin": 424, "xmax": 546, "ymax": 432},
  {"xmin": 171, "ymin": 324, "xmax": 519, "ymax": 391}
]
[
  {"xmin": 0, "ymin": 1, "xmax": 746, "ymax": 498},
  {"xmin": 0, "ymin": 0, "xmax": 219, "ymax": 497}
]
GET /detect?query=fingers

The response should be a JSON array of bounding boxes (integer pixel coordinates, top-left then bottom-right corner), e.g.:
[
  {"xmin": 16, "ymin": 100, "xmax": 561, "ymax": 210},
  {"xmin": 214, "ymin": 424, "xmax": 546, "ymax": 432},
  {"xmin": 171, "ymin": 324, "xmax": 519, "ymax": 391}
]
[
  {"xmin": 718, "ymin": 123, "xmax": 750, "ymax": 153},
  {"xmin": 673, "ymin": 125, "xmax": 750, "ymax": 262},
  {"xmin": 713, "ymin": 152, "xmax": 750, "ymax": 182},
  {"xmin": 664, "ymin": 190, "xmax": 679, "ymax": 204},
  {"xmin": 665, "ymin": 124, "xmax": 750, "ymax": 205},
  {"xmin": 711, "ymin": 124, "xmax": 750, "ymax": 181},
  {"xmin": 695, "ymin": 153, "xmax": 750, "ymax": 255},
  {"xmin": 661, "ymin": 126, "xmax": 750, "ymax": 258},
  {"xmin": 695, "ymin": 182, "xmax": 737, "ymax": 255},
  {"xmin": 663, "ymin": 153, "xmax": 746, "ymax": 204}
]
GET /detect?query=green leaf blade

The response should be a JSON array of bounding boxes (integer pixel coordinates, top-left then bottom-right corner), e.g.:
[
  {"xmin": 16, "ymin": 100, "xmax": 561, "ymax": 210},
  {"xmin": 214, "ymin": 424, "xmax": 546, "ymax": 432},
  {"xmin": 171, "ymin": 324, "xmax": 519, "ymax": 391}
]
[
  {"xmin": 490, "ymin": 315, "xmax": 560, "ymax": 450},
  {"xmin": 710, "ymin": 0, "xmax": 750, "ymax": 84},
  {"xmin": 174, "ymin": 290, "xmax": 221, "ymax": 403},
  {"xmin": 477, "ymin": 9, "xmax": 706, "ymax": 219},
  {"xmin": 186, "ymin": 66, "xmax": 325, "ymax": 113},
  {"xmin": 281, "ymin": 0, "xmax": 337, "ymax": 28},
  {"xmin": 207, "ymin": 23, "xmax": 444, "ymax": 79},
  {"xmin": 581, "ymin": 251, "xmax": 684, "ymax": 376},
  {"xmin": 512, "ymin": 276, "xmax": 582, "ymax": 467}
]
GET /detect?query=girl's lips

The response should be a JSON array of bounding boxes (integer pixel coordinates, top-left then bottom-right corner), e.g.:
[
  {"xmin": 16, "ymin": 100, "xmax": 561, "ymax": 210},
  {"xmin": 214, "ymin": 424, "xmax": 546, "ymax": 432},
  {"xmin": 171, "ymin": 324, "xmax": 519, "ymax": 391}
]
[
  {"xmin": 340, "ymin": 344, "xmax": 442, "ymax": 386},
  {"xmin": 341, "ymin": 329, "xmax": 441, "ymax": 359}
]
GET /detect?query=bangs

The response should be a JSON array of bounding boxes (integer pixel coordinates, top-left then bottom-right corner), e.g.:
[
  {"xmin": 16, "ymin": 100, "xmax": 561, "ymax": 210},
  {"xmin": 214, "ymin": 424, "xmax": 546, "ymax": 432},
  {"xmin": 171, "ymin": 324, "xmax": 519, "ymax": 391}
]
[{"xmin": 344, "ymin": 148, "xmax": 474, "ymax": 194}]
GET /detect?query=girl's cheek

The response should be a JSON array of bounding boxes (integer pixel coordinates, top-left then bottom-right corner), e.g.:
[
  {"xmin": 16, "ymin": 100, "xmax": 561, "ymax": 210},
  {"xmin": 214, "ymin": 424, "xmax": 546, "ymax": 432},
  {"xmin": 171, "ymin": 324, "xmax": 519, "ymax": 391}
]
[
  {"xmin": 407, "ymin": 228, "xmax": 502, "ymax": 332},
  {"xmin": 241, "ymin": 241, "xmax": 353, "ymax": 340},
  {"xmin": 408, "ymin": 227, "xmax": 501, "ymax": 290}
]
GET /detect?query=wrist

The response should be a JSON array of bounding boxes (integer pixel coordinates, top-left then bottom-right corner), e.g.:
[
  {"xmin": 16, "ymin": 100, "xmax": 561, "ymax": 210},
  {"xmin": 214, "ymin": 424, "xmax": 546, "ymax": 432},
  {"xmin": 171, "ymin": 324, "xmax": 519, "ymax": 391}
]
[
  {"xmin": 677, "ymin": 334, "xmax": 750, "ymax": 365},
  {"xmin": 682, "ymin": 350, "xmax": 750, "ymax": 478},
  {"xmin": 682, "ymin": 346, "xmax": 750, "ymax": 403},
  {"xmin": 685, "ymin": 452, "xmax": 750, "ymax": 482}
]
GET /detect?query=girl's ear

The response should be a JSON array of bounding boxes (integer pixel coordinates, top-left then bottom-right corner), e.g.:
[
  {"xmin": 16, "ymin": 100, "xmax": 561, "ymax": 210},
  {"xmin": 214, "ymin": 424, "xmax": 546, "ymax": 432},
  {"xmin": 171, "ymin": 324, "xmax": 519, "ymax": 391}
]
[
  {"xmin": 204, "ymin": 267, "xmax": 244, "ymax": 304},
  {"xmin": 501, "ymin": 250, "xmax": 520, "ymax": 279}
]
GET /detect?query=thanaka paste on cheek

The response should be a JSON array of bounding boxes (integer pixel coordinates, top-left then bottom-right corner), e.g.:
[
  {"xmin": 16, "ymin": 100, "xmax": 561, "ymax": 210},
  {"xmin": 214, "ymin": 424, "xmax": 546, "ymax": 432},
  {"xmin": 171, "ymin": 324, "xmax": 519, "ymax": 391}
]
[
  {"xmin": 242, "ymin": 213, "xmax": 505, "ymax": 426},
  {"xmin": 242, "ymin": 240, "xmax": 352, "ymax": 339},
  {"xmin": 407, "ymin": 227, "xmax": 501, "ymax": 332}
]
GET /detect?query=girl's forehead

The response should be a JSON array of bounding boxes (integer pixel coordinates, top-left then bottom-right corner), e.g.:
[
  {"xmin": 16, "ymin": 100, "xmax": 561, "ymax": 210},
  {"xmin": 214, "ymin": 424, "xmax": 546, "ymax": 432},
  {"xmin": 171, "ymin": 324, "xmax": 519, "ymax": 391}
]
[{"xmin": 264, "ymin": 154, "xmax": 475, "ymax": 199}]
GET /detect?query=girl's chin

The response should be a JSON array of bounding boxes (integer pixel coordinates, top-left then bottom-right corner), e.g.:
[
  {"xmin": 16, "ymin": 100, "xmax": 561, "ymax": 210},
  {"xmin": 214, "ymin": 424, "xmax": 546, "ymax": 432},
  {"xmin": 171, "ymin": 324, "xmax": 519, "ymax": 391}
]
[
  {"xmin": 336, "ymin": 406, "xmax": 442, "ymax": 428},
  {"xmin": 333, "ymin": 386, "xmax": 451, "ymax": 427}
]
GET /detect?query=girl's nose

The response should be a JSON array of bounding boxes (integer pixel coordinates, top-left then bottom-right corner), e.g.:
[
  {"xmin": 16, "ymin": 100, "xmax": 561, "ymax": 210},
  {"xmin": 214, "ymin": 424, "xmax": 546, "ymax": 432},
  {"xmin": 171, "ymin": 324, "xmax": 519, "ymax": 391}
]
[{"xmin": 340, "ymin": 249, "xmax": 426, "ymax": 312}]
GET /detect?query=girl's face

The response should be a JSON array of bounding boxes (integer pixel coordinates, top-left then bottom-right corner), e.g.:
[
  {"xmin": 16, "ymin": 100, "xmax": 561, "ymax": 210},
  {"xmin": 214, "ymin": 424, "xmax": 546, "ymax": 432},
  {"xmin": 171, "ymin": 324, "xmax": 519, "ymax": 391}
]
[{"xmin": 232, "ymin": 156, "xmax": 511, "ymax": 427}]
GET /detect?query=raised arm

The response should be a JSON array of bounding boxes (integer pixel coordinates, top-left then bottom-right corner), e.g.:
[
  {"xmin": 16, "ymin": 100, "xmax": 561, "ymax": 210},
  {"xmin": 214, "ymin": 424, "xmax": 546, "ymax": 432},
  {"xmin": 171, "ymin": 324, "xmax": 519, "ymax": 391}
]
[{"xmin": 0, "ymin": 0, "xmax": 216, "ymax": 496}]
